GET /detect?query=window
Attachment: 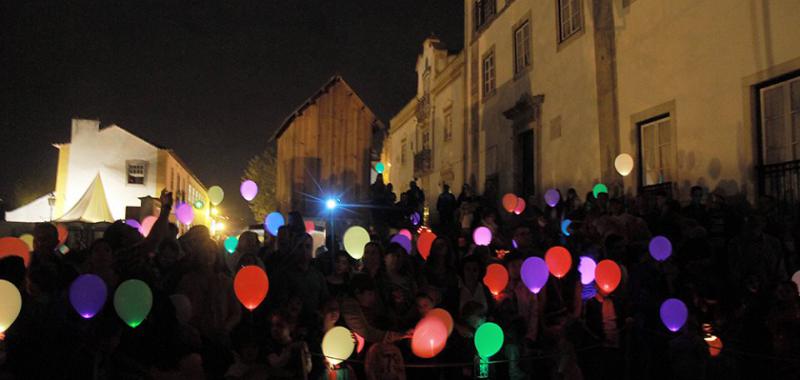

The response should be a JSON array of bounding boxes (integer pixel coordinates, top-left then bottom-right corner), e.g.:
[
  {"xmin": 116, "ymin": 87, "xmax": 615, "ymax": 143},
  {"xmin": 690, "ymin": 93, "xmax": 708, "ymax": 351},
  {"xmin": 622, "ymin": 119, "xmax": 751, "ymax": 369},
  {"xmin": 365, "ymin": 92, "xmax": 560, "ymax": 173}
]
[
  {"xmin": 483, "ymin": 50, "xmax": 496, "ymax": 97},
  {"xmin": 443, "ymin": 110, "xmax": 453, "ymax": 142},
  {"xmin": 514, "ymin": 21, "xmax": 531, "ymax": 74},
  {"xmin": 474, "ymin": 0, "xmax": 496, "ymax": 31},
  {"xmin": 557, "ymin": 0, "xmax": 583, "ymax": 43},
  {"xmin": 126, "ymin": 161, "xmax": 146, "ymax": 185},
  {"xmin": 761, "ymin": 76, "xmax": 800, "ymax": 165},
  {"xmin": 401, "ymin": 139, "xmax": 408, "ymax": 164},
  {"xmin": 640, "ymin": 116, "xmax": 673, "ymax": 186}
]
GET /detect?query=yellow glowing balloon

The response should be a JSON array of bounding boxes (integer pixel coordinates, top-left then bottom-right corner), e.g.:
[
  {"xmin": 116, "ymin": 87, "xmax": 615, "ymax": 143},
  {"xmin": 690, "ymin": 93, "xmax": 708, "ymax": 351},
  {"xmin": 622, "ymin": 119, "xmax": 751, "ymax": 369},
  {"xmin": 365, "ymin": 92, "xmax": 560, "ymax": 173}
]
[
  {"xmin": 208, "ymin": 186, "xmax": 224, "ymax": 206},
  {"xmin": 614, "ymin": 153, "xmax": 634, "ymax": 176},
  {"xmin": 0, "ymin": 280, "xmax": 22, "ymax": 333},
  {"xmin": 343, "ymin": 226, "xmax": 370, "ymax": 260},
  {"xmin": 19, "ymin": 234, "xmax": 34, "ymax": 251},
  {"xmin": 321, "ymin": 326, "xmax": 355, "ymax": 366}
]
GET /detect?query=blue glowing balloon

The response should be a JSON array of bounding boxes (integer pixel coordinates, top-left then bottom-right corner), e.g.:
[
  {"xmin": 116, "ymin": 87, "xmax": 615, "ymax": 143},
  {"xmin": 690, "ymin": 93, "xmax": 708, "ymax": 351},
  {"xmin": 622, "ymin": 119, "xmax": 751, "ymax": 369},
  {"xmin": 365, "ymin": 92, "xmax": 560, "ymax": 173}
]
[
  {"xmin": 521, "ymin": 257, "xmax": 549, "ymax": 294},
  {"xmin": 410, "ymin": 212, "xmax": 420, "ymax": 226},
  {"xmin": 544, "ymin": 189, "xmax": 560, "ymax": 207},
  {"xmin": 375, "ymin": 162, "xmax": 385, "ymax": 174},
  {"xmin": 561, "ymin": 219, "xmax": 572, "ymax": 236},
  {"xmin": 390, "ymin": 234, "xmax": 412, "ymax": 254},
  {"xmin": 69, "ymin": 274, "xmax": 108, "ymax": 319},
  {"xmin": 264, "ymin": 212, "xmax": 285, "ymax": 237},
  {"xmin": 660, "ymin": 298, "xmax": 688, "ymax": 332},
  {"xmin": 125, "ymin": 219, "xmax": 141, "ymax": 230},
  {"xmin": 649, "ymin": 236, "xmax": 672, "ymax": 262}
]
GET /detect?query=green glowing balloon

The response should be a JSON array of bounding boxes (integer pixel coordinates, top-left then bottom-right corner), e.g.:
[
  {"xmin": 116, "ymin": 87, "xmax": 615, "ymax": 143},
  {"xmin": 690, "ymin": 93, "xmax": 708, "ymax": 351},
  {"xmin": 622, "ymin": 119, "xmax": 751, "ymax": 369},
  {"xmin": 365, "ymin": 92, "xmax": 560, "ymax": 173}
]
[
  {"xmin": 208, "ymin": 186, "xmax": 224, "ymax": 206},
  {"xmin": 375, "ymin": 162, "xmax": 385, "ymax": 174},
  {"xmin": 194, "ymin": 200, "xmax": 204, "ymax": 209},
  {"xmin": 474, "ymin": 322, "xmax": 504, "ymax": 358},
  {"xmin": 224, "ymin": 236, "xmax": 238, "ymax": 254},
  {"xmin": 592, "ymin": 183, "xmax": 608, "ymax": 199},
  {"xmin": 113, "ymin": 279, "xmax": 153, "ymax": 328}
]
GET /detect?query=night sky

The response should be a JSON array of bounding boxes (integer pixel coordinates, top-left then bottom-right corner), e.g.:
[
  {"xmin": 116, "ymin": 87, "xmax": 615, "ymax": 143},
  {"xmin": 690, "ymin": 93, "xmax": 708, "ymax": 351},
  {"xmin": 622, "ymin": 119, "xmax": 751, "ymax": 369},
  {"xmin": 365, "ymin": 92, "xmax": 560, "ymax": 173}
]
[{"xmin": 0, "ymin": 1, "xmax": 463, "ymax": 225}]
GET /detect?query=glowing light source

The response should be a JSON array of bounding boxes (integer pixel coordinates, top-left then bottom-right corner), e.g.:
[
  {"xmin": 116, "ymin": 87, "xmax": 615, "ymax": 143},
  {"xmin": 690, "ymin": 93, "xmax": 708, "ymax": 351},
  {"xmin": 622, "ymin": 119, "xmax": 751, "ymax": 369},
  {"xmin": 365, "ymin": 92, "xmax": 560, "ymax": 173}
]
[
  {"xmin": 139, "ymin": 216, "xmax": 157, "ymax": 237},
  {"xmin": 426, "ymin": 308, "xmax": 454, "ymax": 336},
  {"xmin": 56, "ymin": 223, "xmax": 68, "ymax": 245},
  {"xmin": 208, "ymin": 186, "xmax": 224, "ymax": 205},
  {"xmin": 322, "ymin": 326, "xmax": 355, "ymax": 366},
  {"xmin": 224, "ymin": 236, "xmax": 239, "ymax": 254},
  {"xmin": 114, "ymin": 279, "xmax": 153, "ymax": 328},
  {"xmin": 399, "ymin": 229, "xmax": 412, "ymax": 240},
  {"xmin": 660, "ymin": 298, "xmax": 688, "ymax": 332},
  {"xmin": 125, "ymin": 219, "xmax": 141, "ymax": 230},
  {"xmin": 561, "ymin": 219, "xmax": 572, "ymax": 236},
  {"xmin": 175, "ymin": 202, "xmax": 194, "ymax": 225},
  {"xmin": 483, "ymin": 263, "xmax": 509, "ymax": 296},
  {"xmin": 545, "ymin": 246, "xmax": 572, "ymax": 279},
  {"xmin": 513, "ymin": 197, "xmax": 526, "ymax": 215},
  {"xmin": 594, "ymin": 259, "xmax": 621, "ymax": 294},
  {"xmin": 410, "ymin": 212, "xmax": 421, "ymax": 226},
  {"xmin": 326, "ymin": 198, "xmax": 338, "ymax": 210},
  {"xmin": 473, "ymin": 226, "xmax": 492, "ymax": 246},
  {"xmin": 69, "ymin": 274, "xmax": 107, "ymax": 319},
  {"xmin": 649, "ymin": 235, "xmax": 672, "ymax": 262},
  {"xmin": 411, "ymin": 316, "xmax": 448, "ymax": 358},
  {"xmin": 264, "ymin": 212, "xmax": 285, "ymax": 237},
  {"xmin": 0, "ymin": 280, "xmax": 22, "ymax": 333},
  {"xmin": 375, "ymin": 162, "xmax": 385, "ymax": 174},
  {"xmin": 474, "ymin": 322, "xmax": 504, "ymax": 358},
  {"xmin": 521, "ymin": 257, "xmax": 549, "ymax": 294},
  {"xmin": 417, "ymin": 230, "xmax": 437, "ymax": 260},
  {"xmin": 0, "ymin": 237, "xmax": 30, "ymax": 267},
  {"xmin": 193, "ymin": 200, "xmax": 204, "ymax": 210},
  {"xmin": 592, "ymin": 183, "xmax": 608, "ymax": 199},
  {"xmin": 343, "ymin": 226, "xmax": 370, "ymax": 260},
  {"xmin": 390, "ymin": 234, "xmax": 412, "ymax": 254},
  {"xmin": 240, "ymin": 180, "xmax": 258, "ymax": 202},
  {"xmin": 544, "ymin": 189, "xmax": 560, "ymax": 207},
  {"xmin": 614, "ymin": 153, "xmax": 634, "ymax": 176},
  {"xmin": 578, "ymin": 256, "xmax": 597, "ymax": 285},
  {"xmin": 502, "ymin": 193, "xmax": 519, "ymax": 213},
  {"xmin": 234, "ymin": 266, "xmax": 269, "ymax": 311},
  {"xmin": 705, "ymin": 335, "xmax": 723, "ymax": 357}
]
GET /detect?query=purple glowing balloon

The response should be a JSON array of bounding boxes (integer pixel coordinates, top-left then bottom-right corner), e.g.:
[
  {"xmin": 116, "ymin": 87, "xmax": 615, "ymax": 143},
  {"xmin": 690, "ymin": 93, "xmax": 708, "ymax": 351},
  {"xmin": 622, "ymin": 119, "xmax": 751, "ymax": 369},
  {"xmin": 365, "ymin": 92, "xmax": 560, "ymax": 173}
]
[
  {"xmin": 649, "ymin": 236, "xmax": 672, "ymax": 262},
  {"xmin": 512, "ymin": 239, "xmax": 518, "ymax": 249},
  {"xmin": 473, "ymin": 226, "xmax": 492, "ymax": 246},
  {"xmin": 410, "ymin": 212, "xmax": 421, "ymax": 226},
  {"xmin": 544, "ymin": 189, "xmax": 560, "ymax": 208},
  {"xmin": 175, "ymin": 202, "xmax": 194, "ymax": 225},
  {"xmin": 125, "ymin": 219, "xmax": 141, "ymax": 229},
  {"xmin": 240, "ymin": 180, "xmax": 258, "ymax": 202},
  {"xmin": 660, "ymin": 298, "xmax": 688, "ymax": 332},
  {"xmin": 391, "ymin": 234, "xmax": 412, "ymax": 254},
  {"xmin": 69, "ymin": 274, "xmax": 108, "ymax": 319},
  {"xmin": 578, "ymin": 256, "xmax": 597, "ymax": 285},
  {"xmin": 521, "ymin": 257, "xmax": 549, "ymax": 294}
]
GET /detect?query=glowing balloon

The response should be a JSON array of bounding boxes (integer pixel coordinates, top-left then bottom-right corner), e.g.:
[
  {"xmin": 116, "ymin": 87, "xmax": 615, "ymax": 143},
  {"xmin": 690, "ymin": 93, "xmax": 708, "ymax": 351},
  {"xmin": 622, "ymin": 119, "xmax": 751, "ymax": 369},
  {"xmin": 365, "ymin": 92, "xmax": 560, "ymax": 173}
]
[
  {"xmin": 561, "ymin": 219, "xmax": 572, "ymax": 236},
  {"xmin": 521, "ymin": 257, "xmax": 549, "ymax": 294},
  {"xmin": 410, "ymin": 212, "xmax": 421, "ymax": 226},
  {"xmin": 322, "ymin": 326, "xmax": 355, "ymax": 366},
  {"xmin": 473, "ymin": 226, "xmax": 492, "ymax": 246},
  {"xmin": 175, "ymin": 202, "xmax": 194, "ymax": 225},
  {"xmin": 706, "ymin": 335, "xmax": 723, "ymax": 357},
  {"xmin": 660, "ymin": 298, "xmax": 688, "ymax": 332},
  {"xmin": 417, "ymin": 230, "xmax": 437, "ymax": 260},
  {"xmin": 240, "ymin": 180, "xmax": 258, "ymax": 202},
  {"xmin": 193, "ymin": 200, "xmax": 204, "ymax": 209},
  {"xmin": 399, "ymin": 229, "xmax": 412, "ymax": 240},
  {"xmin": 264, "ymin": 212, "xmax": 285, "ymax": 237},
  {"xmin": 614, "ymin": 153, "xmax": 634, "ymax": 176},
  {"xmin": 234, "ymin": 265, "xmax": 269, "ymax": 311},
  {"xmin": 375, "ymin": 162, "xmax": 385, "ymax": 174},
  {"xmin": 18, "ymin": 233, "xmax": 34, "ymax": 251},
  {"xmin": 474, "ymin": 322, "xmax": 504, "ymax": 358},
  {"xmin": 224, "ymin": 236, "xmax": 239, "ymax": 254},
  {"xmin": 353, "ymin": 331, "xmax": 366, "ymax": 354},
  {"xmin": 69, "ymin": 274, "xmax": 107, "ymax": 319},
  {"xmin": 305, "ymin": 220, "xmax": 315, "ymax": 233},
  {"xmin": 114, "ymin": 279, "xmax": 153, "ymax": 328},
  {"xmin": 56, "ymin": 223, "xmax": 68, "ymax": 245},
  {"xmin": 792, "ymin": 271, "xmax": 800, "ymax": 294},
  {"xmin": 343, "ymin": 226, "xmax": 370, "ymax": 260},
  {"xmin": 139, "ymin": 216, "xmax": 157, "ymax": 237},
  {"xmin": 513, "ymin": 197, "xmax": 526, "ymax": 215},
  {"xmin": 0, "ymin": 280, "xmax": 21, "ymax": 333},
  {"xmin": 544, "ymin": 189, "xmax": 560, "ymax": 207},
  {"xmin": 427, "ymin": 308, "xmax": 454, "ymax": 336},
  {"xmin": 545, "ymin": 246, "xmax": 572, "ymax": 279},
  {"xmin": 502, "ymin": 193, "xmax": 519, "ymax": 213},
  {"xmin": 649, "ymin": 235, "xmax": 672, "ymax": 262},
  {"xmin": 58, "ymin": 244, "xmax": 70, "ymax": 255},
  {"xmin": 483, "ymin": 263, "xmax": 509, "ymax": 296},
  {"xmin": 208, "ymin": 186, "xmax": 224, "ymax": 205},
  {"xmin": 592, "ymin": 183, "xmax": 608, "ymax": 199},
  {"xmin": 594, "ymin": 260, "xmax": 621, "ymax": 294},
  {"xmin": 125, "ymin": 219, "xmax": 141, "ymax": 229},
  {"xmin": 411, "ymin": 316, "xmax": 448, "ymax": 359},
  {"xmin": 578, "ymin": 256, "xmax": 597, "ymax": 285},
  {"xmin": 0, "ymin": 237, "xmax": 30, "ymax": 267},
  {"xmin": 390, "ymin": 234, "xmax": 412, "ymax": 254}
]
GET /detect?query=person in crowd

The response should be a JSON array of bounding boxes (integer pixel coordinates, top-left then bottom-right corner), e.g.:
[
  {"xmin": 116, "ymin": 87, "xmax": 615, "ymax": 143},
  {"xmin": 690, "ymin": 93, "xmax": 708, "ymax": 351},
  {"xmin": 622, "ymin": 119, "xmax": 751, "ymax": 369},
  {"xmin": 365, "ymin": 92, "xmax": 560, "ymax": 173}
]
[{"xmin": 437, "ymin": 183, "xmax": 457, "ymax": 233}]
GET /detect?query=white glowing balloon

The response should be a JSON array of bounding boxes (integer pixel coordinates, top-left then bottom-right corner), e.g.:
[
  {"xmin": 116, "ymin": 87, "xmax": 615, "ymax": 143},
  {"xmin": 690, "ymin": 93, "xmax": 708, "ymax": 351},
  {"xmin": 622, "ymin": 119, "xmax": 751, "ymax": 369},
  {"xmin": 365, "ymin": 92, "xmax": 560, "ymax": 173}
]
[{"xmin": 614, "ymin": 154, "xmax": 634, "ymax": 176}]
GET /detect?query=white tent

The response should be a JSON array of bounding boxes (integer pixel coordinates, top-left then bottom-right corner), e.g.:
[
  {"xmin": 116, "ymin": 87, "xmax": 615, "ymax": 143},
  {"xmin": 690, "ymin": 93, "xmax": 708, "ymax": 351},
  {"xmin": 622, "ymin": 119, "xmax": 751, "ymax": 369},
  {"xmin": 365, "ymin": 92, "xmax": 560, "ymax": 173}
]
[
  {"xmin": 55, "ymin": 174, "xmax": 114, "ymax": 223},
  {"xmin": 5, "ymin": 194, "xmax": 54, "ymax": 223}
]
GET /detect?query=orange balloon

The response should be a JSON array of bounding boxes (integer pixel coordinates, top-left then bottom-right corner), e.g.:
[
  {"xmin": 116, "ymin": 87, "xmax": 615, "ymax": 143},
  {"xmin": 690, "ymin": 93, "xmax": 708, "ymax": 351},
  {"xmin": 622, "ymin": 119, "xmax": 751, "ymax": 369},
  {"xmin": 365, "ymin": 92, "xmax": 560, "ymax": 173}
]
[
  {"xmin": 234, "ymin": 265, "xmax": 269, "ymax": 311},
  {"xmin": 706, "ymin": 335, "xmax": 723, "ymax": 357},
  {"xmin": 545, "ymin": 246, "xmax": 572, "ymax": 278},
  {"xmin": 501, "ymin": 193, "xmax": 519, "ymax": 213},
  {"xmin": 56, "ymin": 224, "xmax": 68, "ymax": 245},
  {"xmin": 426, "ymin": 308, "xmax": 454, "ymax": 336},
  {"xmin": 483, "ymin": 263, "xmax": 509, "ymax": 296},
  {"xmin": 352, "ymin": 331, "xmax": 366, "ymax": 354},
  {"xmin": 0, "ymin": 237, "xmax": 30, "ymax": 267},
  {"xmin": 594, "ymin": 260, "xmax": 621, "ymax": 294},
  {"xmin": 417, "ymin": 230, "xmax": 437, "ymax": 260},
  {"xmin": 411, "ymin": 315, "xmax": 448, "ymax": 359}
]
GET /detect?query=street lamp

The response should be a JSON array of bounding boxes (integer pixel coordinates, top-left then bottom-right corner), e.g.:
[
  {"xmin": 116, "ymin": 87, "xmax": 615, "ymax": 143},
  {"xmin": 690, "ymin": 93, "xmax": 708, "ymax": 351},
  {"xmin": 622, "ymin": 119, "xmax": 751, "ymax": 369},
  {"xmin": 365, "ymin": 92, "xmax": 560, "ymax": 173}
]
[
  {"xmin": 326, "ymin": 198, "xmax": 339, "ymax": 267},
  {"xmin": 326, "ymin": 198, "xmax": 338, "ymax": 210},
  {"xmin": 47, "ymin": 192, "xmax": 56, "ymax": 221}
]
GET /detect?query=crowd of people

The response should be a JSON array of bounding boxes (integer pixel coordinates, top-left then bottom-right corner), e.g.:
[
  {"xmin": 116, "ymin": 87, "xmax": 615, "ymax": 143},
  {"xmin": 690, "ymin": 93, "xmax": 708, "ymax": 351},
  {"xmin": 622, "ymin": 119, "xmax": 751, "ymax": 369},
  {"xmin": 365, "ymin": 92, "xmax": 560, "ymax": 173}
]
[{"xmin": 0, "ymin": 182, "xmax": 799, "ymax": 379}]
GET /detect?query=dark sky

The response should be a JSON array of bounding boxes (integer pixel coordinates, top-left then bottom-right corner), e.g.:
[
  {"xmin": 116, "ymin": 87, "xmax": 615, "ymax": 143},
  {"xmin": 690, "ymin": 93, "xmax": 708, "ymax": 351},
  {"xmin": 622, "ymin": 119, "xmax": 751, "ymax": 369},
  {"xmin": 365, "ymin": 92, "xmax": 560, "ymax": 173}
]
[{"xmin": 0, "ymin": 1, "xmax": 463, "ymax": 225}]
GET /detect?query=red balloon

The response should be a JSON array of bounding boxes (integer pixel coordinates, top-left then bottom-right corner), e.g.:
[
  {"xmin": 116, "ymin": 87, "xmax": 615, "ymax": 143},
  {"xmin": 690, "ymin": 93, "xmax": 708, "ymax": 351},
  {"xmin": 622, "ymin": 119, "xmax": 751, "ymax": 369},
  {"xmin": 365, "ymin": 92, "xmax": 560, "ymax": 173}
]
[
  {"xmin": 483, "ymin": 263, "xmax": 509, "ymax": 296},
  {"xmin": 501, "ymin": 193, "xmax": 518, "ymax": 213},
  {"xmin": 56, "ymin": 224, "xmax": 69, "ymax": 245},
  {"xmin": 427, "ymin": 308, "xmax": 454, "ymax": 336},
  {"xmin": 305, "ymin": 220, "xmax": 315, "ymax": 233},
  {"xmin": 411, "ymin": 316, "xmax": 448, "ymax": 359},
  {"xmin": 417, "ymin": 230, "xmax": 437, "ymax": 260},
  {"xmin": 545, "ymin": 246, "xmax": 572, "ymax": 278},
  {"xmin": 352, "ymin": 331, "xmax": 366, "ymax": 354},
  {"xmin": 234, "ymin": 266, "xmax": 269, "ymax": 311},
  {"xmin": 594, "ymin": 260, "xmax": 621, "ymax": 294},
  {"xmin": 0, "ymin": 237, "xmax": 30, "ymax": 267}
]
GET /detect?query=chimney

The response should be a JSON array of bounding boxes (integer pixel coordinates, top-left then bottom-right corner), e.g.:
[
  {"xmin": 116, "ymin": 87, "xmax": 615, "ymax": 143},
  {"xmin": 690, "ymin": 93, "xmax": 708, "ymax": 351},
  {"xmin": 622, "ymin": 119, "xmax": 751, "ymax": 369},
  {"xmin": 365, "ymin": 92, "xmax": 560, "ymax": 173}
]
[{"xmin": 71, "ymin": 118, "xmax": 100, "ymax": 142}]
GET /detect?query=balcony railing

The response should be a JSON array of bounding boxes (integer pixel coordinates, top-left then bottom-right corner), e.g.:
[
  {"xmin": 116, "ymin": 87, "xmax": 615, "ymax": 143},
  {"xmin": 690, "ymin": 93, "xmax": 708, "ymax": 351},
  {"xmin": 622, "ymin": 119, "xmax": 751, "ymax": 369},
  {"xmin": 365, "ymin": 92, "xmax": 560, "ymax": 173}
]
[
  {"xmin": 758, "ymin": 160, "xmax": 800, "ymax": 206},
  {"xmin": 414, "ymin": 149, "xmax": 432, "ymax": 177}
]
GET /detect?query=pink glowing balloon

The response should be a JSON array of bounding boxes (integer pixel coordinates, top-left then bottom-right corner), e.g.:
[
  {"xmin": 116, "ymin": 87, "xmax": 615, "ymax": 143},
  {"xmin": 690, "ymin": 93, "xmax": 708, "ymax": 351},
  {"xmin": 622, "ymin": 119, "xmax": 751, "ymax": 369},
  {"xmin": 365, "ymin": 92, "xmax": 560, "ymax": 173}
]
[
  {"xmin": 578, "ymin": 256, "xmax": 597, "ymax": 285},
  {"xmin": 305, "ymin": 220, "xmax": 315, "ymax": 233},
  {"xmin": 399, "ymin": 229, "xmax": 413, "ymax": 240},
  {"xmin": 175, "ymin": 202, "xmax": 194, "ymax": 225},
  {"xmin": 240, "ymin": 180, "xmax": 258, "ymax": 202},
  {"xmin": 139, "ymin": 216, "xmax": 157, "ymax": 237},
  {"xmin": 473, "ymin": 227, "xmax": 492, "ymax": 246},
  {"xmin": 513, "ymin": 197, "xmax": 526, "ymax": 215}
]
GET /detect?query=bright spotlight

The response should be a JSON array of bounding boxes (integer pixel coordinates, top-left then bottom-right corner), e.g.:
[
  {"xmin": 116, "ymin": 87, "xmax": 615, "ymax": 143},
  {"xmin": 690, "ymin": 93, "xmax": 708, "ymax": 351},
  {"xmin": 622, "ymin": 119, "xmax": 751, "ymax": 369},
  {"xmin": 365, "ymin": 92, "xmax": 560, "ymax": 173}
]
[{"xmin": 326, "ymin": 199, "xmax": 338, "ymax": 210}]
